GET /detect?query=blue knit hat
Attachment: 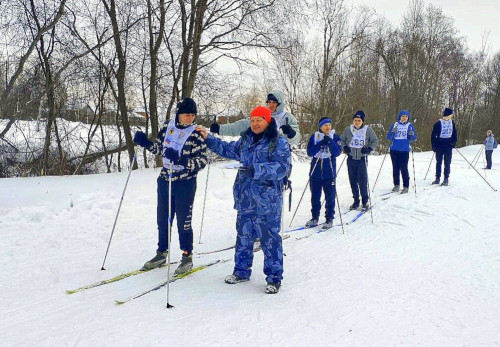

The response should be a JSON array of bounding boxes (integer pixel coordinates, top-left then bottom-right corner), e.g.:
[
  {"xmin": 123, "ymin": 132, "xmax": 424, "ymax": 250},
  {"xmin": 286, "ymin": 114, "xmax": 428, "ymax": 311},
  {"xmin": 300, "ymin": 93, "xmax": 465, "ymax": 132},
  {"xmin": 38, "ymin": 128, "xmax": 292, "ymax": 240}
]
[
  {"xmin": 353, "ymin": 110, "xmax": 365, "ymax": 122},
  {"xmin": 318, "ymin": 117, "xmax": 331, "ymax": 129},
  {"xmin": 443, "ymin": 107, "xmax": 453, "ymax": 117},
  {"xmin": 266, "ymin": 93, "xmax": 280, "ymax": 105}
]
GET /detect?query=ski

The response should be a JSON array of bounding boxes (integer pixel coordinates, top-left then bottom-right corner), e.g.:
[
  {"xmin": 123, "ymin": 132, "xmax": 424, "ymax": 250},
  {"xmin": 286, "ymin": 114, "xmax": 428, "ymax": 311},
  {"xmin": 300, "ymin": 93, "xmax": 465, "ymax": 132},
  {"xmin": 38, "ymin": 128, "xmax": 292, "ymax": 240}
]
[
  {"xmin": 115, "ymin": 259, "xmax": 228, "ymax": 305},
  {"xmin": 285, "ymin": 223, "xmax": 326, "ymax": 233},
  {"xmin": 346, "ymin": 205, "xmax": 374, "ymax": 225},
  {"xmin": 66, "ymin": 261, "xmax": 179, "ymax": 295}
]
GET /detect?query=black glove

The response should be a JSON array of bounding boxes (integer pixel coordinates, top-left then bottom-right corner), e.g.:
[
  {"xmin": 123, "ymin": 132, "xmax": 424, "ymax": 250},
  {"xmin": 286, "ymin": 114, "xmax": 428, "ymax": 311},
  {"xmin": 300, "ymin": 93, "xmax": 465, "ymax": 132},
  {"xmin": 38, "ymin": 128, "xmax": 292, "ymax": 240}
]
[
  {"xmin": 450, "ymin": 142, "xmax": 456, "ymax": 148},
  {"xmin": 432, "ymin": 146, "xmax": 437, "ymax": 153},
  {"xmin": 320, "ymin": 136, "xmax": 330, "ymax": 146},
  {"xmin": 239, "ymin": 166, "xmax": 254, "ymax": 178},
  {"xmin": 163, "ymin": 147, "xmax": 180, "ymax": 164},
  {"xmin": 280, "ymin": 124, "xmax": 296, "ymax": 138},
  {"xmin": 361, "ymin": 147, "xmax": 372, "ymax": 154},
  {"xmin": 210, "ymin": 122, "xmax": 220, "ymax": 134},
  {"xmin": 133, "ymin": 131, "xmax": 151, "ymax": 148},
  {"xmin": 343, "ymin": 146, "xmax": 351, "ymax": 154}
]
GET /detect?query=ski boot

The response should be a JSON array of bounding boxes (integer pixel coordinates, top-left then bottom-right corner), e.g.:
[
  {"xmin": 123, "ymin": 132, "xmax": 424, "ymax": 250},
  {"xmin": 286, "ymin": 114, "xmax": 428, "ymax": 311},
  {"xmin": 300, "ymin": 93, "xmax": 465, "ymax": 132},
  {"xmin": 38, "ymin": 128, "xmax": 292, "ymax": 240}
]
[
  {"xmin": 305, "ymin": 218, "xmax": 318, "ymax": 228},
  {"xmin": 431, "ymin": 178, "xmax": 440, "ymax": 185},
  {"xmin": 400, "ymin": 187, "xmax": 409, "ymax": 194},
  {"xmin": 392, "ymin": 185, "xmax": 400, "ymax": 192},
  {"xmin": 265, "ymin": 282, "xmax": 281, "ymax": 294},
  {"xmin": 142, "ymin": 250, "xmax": 168, "ymax": 270},
  {"xmin": 349, "ymin": 200, "xmax": 360, "ymax": 210},
  {"xmin": 322, "ymin": 218, "xmax": 333, "ymax": 230},
  {"xmin": 224, "ymin": 274, "xmax": 249, "ymax": 284},
  {"xmin": 361, "ymin": 202, "xmax": 370, "ymax": 211},
  {"xmin": 441, "ymin": 178, "xmax": 449, "ymax": 186},
  {"xmin": 174, "ymin": 251, "xmax": 193, "ymax": 275}
]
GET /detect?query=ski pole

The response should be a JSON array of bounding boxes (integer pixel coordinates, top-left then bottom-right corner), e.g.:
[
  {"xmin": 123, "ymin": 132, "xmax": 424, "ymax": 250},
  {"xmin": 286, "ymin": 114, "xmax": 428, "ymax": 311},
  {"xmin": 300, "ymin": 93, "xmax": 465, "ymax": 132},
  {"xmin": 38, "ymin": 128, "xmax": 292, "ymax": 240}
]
[
  {"xmin": 372, "ymin": 151, "xmax": 388, "ymax": 192},
  {"xmin": 364, "ymin": 155, "xmax": 374, "ymax": 224},
  {"xmin": 166, "ymin": 162, "xmax": 174, "ymax": 308},
  {"xmin": 411, "ymin": 146, "xmax": 417, "ymax": 197},
  {"xmin": 327, "ymin": 149, "xmax": 344, "ymax": 234},
  {"xmin": 100, "ymin": 153, "xmax": 136, "ymax": 271},
  {"xmin": 424, "ymin": 152, "xmax": 435, "ymax": 180},
  {"xmin": 470, "ymin": 145, "xmax": 483, "ymax": 168},
  {"xmin": 454, "ymin": 147, "xmax": 497, "ymax": 191},
  {"xmin": 288, "ymin": 156, "xmax": 321, "ymax": 227},
  {"xmin": 198, "ymin": 155, "xmax": 211, "ymax": 244}
]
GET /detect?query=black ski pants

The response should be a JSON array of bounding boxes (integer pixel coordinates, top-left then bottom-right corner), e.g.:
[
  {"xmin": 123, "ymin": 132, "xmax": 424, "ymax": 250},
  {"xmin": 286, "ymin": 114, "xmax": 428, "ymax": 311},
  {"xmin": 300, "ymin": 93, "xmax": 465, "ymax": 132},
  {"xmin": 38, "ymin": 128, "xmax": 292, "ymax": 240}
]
[
  {"xmin": 347, "ymin": 156, "xmax": 369, "ymax": 204},
  {"xmin": 390, "ymin": 150, "xmax": 410, "ymax": 188}
]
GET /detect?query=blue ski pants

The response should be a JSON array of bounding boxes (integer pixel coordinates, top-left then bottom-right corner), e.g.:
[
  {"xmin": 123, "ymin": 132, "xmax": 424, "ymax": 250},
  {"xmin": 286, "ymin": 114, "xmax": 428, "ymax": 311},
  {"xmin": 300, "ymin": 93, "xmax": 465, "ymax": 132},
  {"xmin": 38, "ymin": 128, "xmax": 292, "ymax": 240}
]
[
  {"xmin": 310, "ymin": 178, "xmax": 336, "ymax": 220},
  {"xmin": 233, "ymin": 213, "xmax": 283, "ymax": 284},
  {"xmin": 157, "ymin": 177, "xmax": 196, "ymax": 254}
]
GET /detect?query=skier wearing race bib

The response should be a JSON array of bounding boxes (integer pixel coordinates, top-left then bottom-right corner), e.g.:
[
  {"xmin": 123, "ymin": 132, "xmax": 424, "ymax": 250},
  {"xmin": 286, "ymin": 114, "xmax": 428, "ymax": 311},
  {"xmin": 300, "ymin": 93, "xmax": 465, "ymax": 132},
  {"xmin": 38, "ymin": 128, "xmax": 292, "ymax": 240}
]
[
  {"xmin": 484, "ymin": 130, "xmax": 497, "ymax": 170},
  {"xmin": 305, "ymin": 117, "xmax": 342, "ymax": 230},
  {"xmin": 209, "ymin": 90, "xmax": 301, "ymax": 146},
  {"xmin": 431, "ymin": 107, "xmax": 457, "ymax": 186},
  {"xmin": 133, "ymin": 97, "xmax": 208, "ymax": 274},
  {"xmin": 341, "ymin": 110, "xmax": 379, "ymax": 210},
  {"xmin": 386, "ymin": 110, "xmax": 418, "ymax": 194}
]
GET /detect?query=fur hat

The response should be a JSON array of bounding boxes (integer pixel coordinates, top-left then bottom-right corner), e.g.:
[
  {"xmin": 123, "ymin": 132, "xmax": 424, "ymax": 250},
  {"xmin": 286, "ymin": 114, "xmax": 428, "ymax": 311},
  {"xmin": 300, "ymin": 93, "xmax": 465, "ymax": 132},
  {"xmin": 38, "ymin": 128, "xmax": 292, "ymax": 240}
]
[
  {"xmin": 353, "ymin": 110, "xmax": 365, "ymax": 122},
  {"xmin": 250, "ymin": 106, "xmax": 272, "ymax": 124}
]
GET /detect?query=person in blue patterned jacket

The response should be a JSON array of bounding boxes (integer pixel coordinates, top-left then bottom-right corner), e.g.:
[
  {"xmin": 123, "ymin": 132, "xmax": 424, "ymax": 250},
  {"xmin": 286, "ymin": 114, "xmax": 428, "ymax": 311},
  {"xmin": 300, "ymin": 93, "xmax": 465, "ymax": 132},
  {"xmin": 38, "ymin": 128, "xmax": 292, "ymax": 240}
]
[
  {"xmin": 305, "ymin": 117, "xmax": 342, "ymax": 230},
  {"xmin": 199, "ymin": 106, "xmax": 291, "ymax": 294},
  {"xmin": 386, "ymin": 110, "xmax": 418, "ymax": 194},
  {"xmin": 133, "ymin": 97, "xmax": 208, "ymax": 274}
]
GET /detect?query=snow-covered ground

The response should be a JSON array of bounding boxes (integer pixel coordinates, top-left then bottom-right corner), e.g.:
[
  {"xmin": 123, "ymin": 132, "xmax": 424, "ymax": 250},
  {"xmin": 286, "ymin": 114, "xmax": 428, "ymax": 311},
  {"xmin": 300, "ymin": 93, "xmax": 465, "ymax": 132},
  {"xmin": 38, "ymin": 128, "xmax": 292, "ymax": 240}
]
[{"xmin": 1, "ymin": 145, "xmax": 499, "ymax": 346}]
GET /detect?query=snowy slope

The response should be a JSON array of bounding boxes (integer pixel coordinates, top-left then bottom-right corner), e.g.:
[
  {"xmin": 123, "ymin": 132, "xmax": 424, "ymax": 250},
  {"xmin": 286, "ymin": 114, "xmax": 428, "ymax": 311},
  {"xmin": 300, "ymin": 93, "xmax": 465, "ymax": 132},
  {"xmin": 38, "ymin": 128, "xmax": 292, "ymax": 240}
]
[{"xmin": 0, "ymin": 145, "xmax": 499, "ymax": 346}]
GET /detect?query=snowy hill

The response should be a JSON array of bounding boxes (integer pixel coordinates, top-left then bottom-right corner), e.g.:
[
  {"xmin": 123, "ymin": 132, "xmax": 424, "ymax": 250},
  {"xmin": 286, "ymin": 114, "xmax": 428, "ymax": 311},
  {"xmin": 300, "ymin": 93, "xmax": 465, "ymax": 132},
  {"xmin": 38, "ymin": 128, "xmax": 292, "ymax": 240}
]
[{"xmin": 1, "ymin": 145, "xmax": 499, "ymax": 346}]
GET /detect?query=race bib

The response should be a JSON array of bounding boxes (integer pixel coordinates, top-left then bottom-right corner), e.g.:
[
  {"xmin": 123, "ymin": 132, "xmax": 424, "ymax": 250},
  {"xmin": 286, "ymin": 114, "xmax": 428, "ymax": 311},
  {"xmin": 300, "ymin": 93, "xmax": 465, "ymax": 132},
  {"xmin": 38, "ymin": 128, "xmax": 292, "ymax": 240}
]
[{"xmin": 349, "ymin": 125, "xmax": 368, "ymax": 148}]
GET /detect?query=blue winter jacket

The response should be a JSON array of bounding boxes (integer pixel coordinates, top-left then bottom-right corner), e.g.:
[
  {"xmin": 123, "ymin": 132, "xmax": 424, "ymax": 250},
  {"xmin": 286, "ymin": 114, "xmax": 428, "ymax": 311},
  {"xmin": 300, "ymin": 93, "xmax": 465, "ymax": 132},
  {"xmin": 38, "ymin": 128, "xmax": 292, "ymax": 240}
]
[
  {"xmin": 306, "ymin": 131, "xmax": 342, "ymax": 180},
  {"xmin": 484, "ymin": 134, "xmax": 497, "ymax": 151},
  {"xmin": 431, "ymin": 118, "xmax": 457, "ymax": 151},
  {"xmin": 206, "ymin": 119, "xmax": 291, "ymax": 215},
  {"xmin": 386, "ymin": 111, "xmax": 418, "ymax": 152}
]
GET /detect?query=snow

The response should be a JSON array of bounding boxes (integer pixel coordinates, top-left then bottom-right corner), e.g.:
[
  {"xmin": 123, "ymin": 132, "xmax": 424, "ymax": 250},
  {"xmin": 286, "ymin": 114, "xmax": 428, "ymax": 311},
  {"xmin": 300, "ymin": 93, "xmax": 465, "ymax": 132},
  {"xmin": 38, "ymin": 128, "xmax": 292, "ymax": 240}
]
[{"xmin": 1, "ymin": 145, "xmax": 499, "ymax": 346}]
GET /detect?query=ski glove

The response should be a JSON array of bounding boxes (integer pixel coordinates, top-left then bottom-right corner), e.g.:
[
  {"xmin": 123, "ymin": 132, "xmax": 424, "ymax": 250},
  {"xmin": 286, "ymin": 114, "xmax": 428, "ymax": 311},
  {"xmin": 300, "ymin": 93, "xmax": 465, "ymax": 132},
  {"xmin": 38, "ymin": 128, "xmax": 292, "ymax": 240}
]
[
  {"xmin": 343, "ymin": 146, "xmax": 351, "ymax": 154},
  {"xmin": 133, "ymin": 131, "xmax": 152, "ymax": 148},
  {"xmin": 361, "ymin": 147, "xmax": 372, "ymax": 154},
  {"xmin": 280, "ymin": 124, "xmax": 296, "ymax": 138},
  {"xmin": 408, "ymin": 130, "xmax": 414, "ymax": 136},
  {"xmin": 210, "ymin": 122, "xmax": 220, "ymax": 134},
  {"xmin": 163, "ymin": 147, "xmax": 180, "ymax": 164},
  {"xmin": 320, "ymin": 136, "xmax": 330, "ymax": 146},
  {"xmin": 392, "ymin": 126, "xmax": 398, "ymax": 133},
  {"xmin": 450, "ymin": 142, "xmax": 456, "ymax": 148},
  {"xmin": 239, "ymin": 166, "xmax": 254, "ymax": 178}
]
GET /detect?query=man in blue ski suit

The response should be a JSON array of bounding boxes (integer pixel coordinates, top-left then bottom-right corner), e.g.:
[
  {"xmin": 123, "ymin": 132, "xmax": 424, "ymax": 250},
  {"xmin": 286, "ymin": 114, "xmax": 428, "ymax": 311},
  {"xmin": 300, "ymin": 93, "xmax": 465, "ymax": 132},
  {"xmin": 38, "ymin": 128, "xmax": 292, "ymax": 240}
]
[
  {"xmin": 431, "ymin": 107, "xmax": 457, "ymax": 186},
  {"xmin": 199, "ymin": 106, "xmax": 291, "ymax": 294},
  {"xmin": 386, "ymin": 110, "xmax": 418, "ymax": 194},
  {"xmin": 305, "ymin": 117, "xmax": 342, "ymax": 229}
]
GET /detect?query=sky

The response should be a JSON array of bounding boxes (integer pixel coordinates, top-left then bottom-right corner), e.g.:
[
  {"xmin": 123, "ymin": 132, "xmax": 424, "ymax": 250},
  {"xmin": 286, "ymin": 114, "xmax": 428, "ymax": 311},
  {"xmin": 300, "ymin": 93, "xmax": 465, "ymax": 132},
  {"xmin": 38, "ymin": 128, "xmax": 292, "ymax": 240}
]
[{"xmin": 352, "ymin": 0, "xmax": 500, "ymax": 54}]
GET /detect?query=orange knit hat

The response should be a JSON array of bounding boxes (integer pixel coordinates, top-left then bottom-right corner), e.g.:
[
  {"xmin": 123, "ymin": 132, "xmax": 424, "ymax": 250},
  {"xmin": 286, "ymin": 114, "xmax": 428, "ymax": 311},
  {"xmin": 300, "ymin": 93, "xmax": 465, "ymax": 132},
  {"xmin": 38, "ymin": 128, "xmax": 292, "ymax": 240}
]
[{"xmin": 250, "ymin": 106, "xmax": 272, "ymax": 124}]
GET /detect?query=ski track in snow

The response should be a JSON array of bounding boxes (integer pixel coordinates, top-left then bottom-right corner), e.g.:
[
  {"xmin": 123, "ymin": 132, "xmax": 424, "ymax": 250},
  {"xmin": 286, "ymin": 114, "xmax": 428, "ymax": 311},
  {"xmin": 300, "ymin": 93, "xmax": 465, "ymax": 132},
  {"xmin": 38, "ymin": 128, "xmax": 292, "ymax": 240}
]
[{"xmin": 1, "ymin": 145, "xmax": 500, "ymax": 345}]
